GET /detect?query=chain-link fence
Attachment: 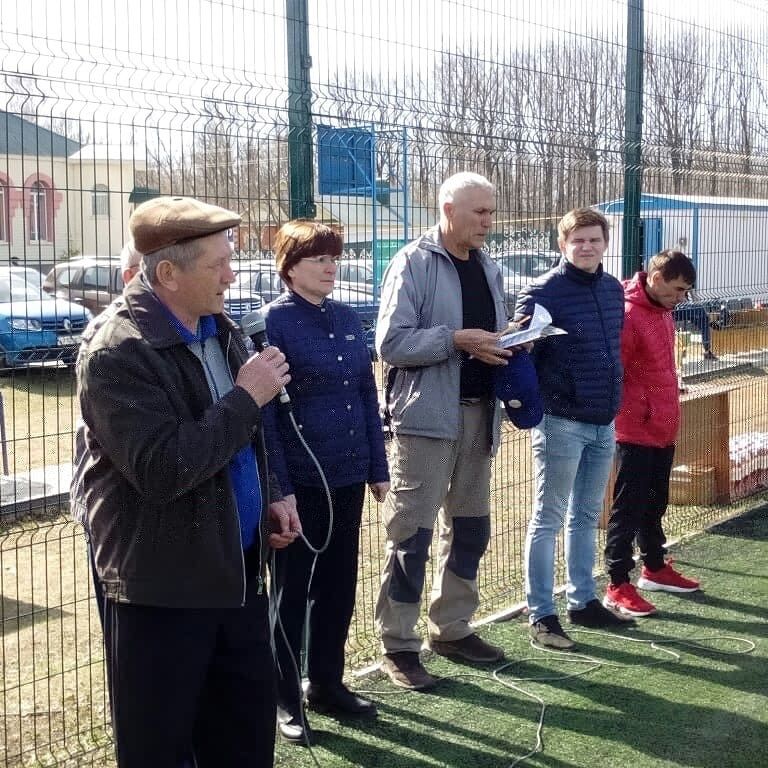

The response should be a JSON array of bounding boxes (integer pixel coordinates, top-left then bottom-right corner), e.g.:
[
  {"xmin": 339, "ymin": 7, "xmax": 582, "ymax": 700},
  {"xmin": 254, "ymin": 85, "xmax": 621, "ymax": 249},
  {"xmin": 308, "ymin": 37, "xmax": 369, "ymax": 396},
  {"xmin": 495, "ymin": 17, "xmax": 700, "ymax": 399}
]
[{"xmin": 3, "ymin": 1, "xmax": 768, "ymax": 765}]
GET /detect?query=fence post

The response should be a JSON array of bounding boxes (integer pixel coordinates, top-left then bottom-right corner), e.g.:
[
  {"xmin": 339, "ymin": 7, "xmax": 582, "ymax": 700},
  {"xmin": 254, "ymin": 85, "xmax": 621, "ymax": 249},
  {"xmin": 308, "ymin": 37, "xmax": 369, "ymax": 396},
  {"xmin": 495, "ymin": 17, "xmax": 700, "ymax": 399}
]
[
  {"xmin": 623, "ymin": 0, "xmax": 644, "ymax": 279},
  {"xmin": 0, "ymin": 391, "xmax": 7, "ymax": 475},
  {"xmin": 286, "ymin": 0, "xmax": 316, "ymax": 220}
]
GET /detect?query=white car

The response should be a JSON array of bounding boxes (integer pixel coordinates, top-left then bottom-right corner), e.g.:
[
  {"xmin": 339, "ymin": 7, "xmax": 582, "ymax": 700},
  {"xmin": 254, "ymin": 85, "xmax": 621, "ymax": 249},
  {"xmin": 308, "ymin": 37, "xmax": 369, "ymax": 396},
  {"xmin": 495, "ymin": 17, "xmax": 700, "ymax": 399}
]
[{"xmin": 490, "ymin": 250, "xmax": 558, "ymax": 314}]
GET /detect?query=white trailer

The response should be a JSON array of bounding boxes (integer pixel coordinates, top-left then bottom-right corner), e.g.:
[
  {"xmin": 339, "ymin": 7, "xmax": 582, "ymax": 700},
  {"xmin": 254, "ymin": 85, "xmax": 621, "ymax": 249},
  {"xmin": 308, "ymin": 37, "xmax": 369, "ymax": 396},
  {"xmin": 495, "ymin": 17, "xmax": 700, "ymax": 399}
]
[{"xmin": 595, "ymin": 194, "xmax": 768, "ymax": 300}]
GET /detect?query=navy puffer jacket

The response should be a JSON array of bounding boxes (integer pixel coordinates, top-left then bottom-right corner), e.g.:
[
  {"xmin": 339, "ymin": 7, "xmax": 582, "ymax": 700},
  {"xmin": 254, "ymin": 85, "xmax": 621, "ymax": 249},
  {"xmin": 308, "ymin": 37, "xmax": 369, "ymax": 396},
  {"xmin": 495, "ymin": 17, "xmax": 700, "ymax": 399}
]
[
  {"xmin": 514, "ymin": 258, "xmax": 624, "ymax": 425},
  {"xmin": 262, "ymin": 291, "xmax": 389, "ymax": 495}
]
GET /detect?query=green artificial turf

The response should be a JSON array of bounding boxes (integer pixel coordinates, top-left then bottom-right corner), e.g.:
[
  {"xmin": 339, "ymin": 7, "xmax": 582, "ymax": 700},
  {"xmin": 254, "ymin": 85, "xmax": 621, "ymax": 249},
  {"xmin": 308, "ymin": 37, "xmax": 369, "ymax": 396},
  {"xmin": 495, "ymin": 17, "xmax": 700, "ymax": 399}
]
[{"xmin": 276, "ymin": 506, "xmax": 768, "ymax": 768}]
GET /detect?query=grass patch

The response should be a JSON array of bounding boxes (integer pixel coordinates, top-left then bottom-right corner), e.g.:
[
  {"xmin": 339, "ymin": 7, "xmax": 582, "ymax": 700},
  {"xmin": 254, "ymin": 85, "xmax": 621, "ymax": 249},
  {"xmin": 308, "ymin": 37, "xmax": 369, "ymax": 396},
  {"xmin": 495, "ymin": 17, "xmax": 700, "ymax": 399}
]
[{"xmin": 276, "ymin": 506, "xmax": 768, "ymax": 768}]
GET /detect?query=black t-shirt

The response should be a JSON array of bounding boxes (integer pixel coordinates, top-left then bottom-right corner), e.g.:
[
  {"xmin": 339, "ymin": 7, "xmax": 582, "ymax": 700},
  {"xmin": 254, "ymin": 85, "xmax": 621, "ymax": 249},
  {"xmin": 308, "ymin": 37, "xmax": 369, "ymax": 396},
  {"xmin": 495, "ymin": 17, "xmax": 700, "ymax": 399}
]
[{"xmin": 449, "ymin": 252, "xmax": 496, "ymax": 398}]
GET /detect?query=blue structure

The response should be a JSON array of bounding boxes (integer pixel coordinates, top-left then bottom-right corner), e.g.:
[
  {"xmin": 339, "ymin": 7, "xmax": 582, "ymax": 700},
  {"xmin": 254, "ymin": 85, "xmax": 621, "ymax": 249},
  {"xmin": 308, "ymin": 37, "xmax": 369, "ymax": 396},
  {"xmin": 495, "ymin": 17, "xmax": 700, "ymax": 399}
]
[
  {"xmin": 316, "ymin": 124, "xmax": 411, "ymax": 297},
  {"xmin": 317, "ymin": 125, "xmax": 375, "ymax": 196}
]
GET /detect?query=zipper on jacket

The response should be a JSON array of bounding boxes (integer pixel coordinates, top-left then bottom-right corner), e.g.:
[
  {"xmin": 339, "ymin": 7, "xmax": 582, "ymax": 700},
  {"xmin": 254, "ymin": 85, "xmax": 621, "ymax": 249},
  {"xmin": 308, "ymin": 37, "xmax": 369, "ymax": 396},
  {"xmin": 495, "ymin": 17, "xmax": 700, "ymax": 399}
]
[
  {"xmin": 210, "ymin": 332, "xmax": 249, "ymax": 606},
  {"xmin": 229, "ymin": 330, "xmax": 266, "ymax": 599},
  {"xmin": 255, "ymin": 531, "xmax": 265, "ymax": 596},
  {"xmin": 227, "ymin": 330, "xmax": 268, "ymax": 603},
  {"xmin": 591, "ymin": 282, "xmax": 619, "ymax": 414}
]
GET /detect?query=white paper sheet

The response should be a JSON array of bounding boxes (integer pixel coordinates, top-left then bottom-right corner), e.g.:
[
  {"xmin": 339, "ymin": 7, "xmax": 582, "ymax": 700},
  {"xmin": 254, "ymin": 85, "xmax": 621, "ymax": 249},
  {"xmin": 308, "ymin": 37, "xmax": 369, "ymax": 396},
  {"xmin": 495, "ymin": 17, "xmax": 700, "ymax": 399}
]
[{"xmin": 498, "ymin": 303, "xmax": 567, "ymax": 348}]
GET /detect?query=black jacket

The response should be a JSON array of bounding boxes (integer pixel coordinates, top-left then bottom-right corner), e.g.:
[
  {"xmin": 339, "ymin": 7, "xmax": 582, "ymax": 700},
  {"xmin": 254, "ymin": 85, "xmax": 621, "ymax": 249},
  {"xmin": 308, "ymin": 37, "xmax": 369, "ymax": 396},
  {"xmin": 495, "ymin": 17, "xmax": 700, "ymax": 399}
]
[{"xmin": 73, "ymin": 277, "xmax": 281, "ymax": 609}]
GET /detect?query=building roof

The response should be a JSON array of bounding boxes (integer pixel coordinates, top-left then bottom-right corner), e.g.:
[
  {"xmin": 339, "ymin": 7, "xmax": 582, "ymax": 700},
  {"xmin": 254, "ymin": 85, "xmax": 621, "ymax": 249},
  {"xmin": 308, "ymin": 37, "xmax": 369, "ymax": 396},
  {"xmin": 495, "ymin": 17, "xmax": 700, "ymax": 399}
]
[
  {"xmin": 597, "ymin": 193, "xmax": 768, "ymax": 214},
  {"xmin": 68, "ymin": 144, "xmax": 143, "ymax": 162},
  {"xmin": 0, "ymin": 111, "xmax": 81, "ymax": 157}
]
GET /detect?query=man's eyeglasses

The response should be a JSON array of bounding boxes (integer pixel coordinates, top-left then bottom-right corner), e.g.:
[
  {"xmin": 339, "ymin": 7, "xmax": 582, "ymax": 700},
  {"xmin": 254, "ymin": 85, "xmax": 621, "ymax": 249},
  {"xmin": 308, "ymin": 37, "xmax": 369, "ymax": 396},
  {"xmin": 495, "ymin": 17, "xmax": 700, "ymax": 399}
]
[{"xmin": 301, "ymin": 254, "xmax": 342, "ymax": 265}]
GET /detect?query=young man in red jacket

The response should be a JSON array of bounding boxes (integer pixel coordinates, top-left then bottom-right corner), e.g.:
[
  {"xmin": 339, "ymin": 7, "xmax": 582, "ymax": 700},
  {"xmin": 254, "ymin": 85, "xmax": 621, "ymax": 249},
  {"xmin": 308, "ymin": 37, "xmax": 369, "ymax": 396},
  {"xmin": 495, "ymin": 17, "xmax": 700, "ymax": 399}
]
[{"xmin": 603, "ymin": 250, "xmax": 701, "ymax": 617}]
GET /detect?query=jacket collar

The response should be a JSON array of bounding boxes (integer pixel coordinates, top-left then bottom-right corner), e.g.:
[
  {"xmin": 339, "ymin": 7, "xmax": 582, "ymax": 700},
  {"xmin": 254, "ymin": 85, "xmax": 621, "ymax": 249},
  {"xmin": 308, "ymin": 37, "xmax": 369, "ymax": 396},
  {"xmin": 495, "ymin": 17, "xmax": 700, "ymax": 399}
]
[
  {"xmin": 624, "ymin": 271, "xmax": 669, "ymax": 313},
  {"xmin": 123, "ymin": 274, "xmax": 238, "ymax": 349},
  {"xmin": 558, "ymin": 255, "xmax": 604, "ymax": 284},
  {"xmin": 283, "ymin": 289, "xmax": 329, "ymax": 312},
  {"xmin": 419, "ymin": 224, "xmax": 490, "ymax": 263}
]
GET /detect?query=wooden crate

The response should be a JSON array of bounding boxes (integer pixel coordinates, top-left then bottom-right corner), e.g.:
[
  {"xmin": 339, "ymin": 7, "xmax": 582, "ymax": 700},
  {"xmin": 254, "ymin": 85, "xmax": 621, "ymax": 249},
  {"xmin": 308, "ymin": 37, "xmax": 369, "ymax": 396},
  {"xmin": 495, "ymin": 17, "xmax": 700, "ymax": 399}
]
[{"xmin": 710, "ymin": 324, "xmax": 768, "ymax": 355}]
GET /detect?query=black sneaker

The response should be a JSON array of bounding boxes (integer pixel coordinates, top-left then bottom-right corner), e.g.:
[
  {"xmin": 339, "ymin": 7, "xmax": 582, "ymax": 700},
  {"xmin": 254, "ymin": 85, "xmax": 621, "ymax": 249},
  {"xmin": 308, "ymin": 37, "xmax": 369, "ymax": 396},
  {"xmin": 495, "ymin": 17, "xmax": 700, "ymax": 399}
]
[
  {"xmin": 568, "ymin": 599, "xmax": 635, "ymax": 628},
  {"xmin": 529, "ymin": 615, "xmax": 575, "ymax": 650}
]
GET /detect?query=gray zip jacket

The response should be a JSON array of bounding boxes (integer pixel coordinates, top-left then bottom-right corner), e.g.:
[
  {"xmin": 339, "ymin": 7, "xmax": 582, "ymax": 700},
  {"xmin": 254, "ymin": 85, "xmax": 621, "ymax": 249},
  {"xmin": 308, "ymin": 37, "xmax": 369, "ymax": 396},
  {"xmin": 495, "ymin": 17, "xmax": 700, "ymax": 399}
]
[{"xmin": 375, "ymin": 226, "xmax": 508, "ymax": 453}]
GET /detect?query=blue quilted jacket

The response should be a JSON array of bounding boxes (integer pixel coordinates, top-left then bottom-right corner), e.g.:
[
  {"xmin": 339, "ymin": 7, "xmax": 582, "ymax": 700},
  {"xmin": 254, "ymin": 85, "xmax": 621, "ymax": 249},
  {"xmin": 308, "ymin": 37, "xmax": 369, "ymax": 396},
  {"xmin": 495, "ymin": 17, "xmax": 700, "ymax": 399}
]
[
  {"xmin": 262, "ymin": 291, "xmax": 389, "ymax": 495},
  {"xmin": 514, "ymin": 258, "xmax": 624, "ymax": 425}
]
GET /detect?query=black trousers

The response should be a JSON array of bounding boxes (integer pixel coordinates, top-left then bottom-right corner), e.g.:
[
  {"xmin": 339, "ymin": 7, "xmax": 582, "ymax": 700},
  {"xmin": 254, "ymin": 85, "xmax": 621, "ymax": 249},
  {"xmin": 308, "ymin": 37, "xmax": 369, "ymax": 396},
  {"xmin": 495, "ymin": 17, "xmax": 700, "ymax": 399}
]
[
  {"xmin": 605, "ymin": 442, "xmax": 676, "ymax": 584},
  {"xmin": 101, "ymin": 584, "xmax": 276, "ymax": 768},
  {"xmin": 272, "ymin": 482, "xmax": 365, "ymax": 715}
]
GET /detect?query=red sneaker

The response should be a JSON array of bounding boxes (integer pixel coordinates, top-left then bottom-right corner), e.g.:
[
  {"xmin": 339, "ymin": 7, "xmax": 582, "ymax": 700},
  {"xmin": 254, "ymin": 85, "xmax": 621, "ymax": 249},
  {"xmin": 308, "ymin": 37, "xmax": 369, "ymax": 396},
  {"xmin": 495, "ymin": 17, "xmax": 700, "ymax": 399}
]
[
  {"xmin": 603, "ymin": 583, "xmax": 657, "ymax": 617},
  {"xmin": 637, "ymin": 560, "xmax": 700, "ymax": 593}
]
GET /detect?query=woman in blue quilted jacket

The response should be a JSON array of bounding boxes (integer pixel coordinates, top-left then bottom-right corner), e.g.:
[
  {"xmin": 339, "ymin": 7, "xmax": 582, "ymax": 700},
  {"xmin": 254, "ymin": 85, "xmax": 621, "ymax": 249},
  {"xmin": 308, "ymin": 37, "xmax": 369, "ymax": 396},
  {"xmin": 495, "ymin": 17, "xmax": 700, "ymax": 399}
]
[{"xmin": 262, "ymin": 220, "xmax": 389, "ymax": 746}]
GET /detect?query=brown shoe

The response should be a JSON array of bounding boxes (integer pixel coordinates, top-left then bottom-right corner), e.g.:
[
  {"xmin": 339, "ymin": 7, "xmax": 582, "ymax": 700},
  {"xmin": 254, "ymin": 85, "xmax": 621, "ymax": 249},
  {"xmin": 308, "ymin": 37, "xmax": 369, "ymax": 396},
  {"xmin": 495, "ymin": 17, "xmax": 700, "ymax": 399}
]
[
  {"xmin": 429, "ymin": 632, "xmax": 505, "ymax": 663},
  {"xmin": 380, "ymin": 652, "xmax": 437, "ymax": 691}
]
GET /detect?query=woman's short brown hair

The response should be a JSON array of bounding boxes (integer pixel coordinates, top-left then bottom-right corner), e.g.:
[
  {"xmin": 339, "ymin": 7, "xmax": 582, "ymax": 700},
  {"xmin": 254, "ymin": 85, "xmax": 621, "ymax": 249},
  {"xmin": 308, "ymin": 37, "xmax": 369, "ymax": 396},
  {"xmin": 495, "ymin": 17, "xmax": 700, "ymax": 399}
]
[{"xmin": 274, "ymin": 219, "xmax": 343, "ymax": 284}]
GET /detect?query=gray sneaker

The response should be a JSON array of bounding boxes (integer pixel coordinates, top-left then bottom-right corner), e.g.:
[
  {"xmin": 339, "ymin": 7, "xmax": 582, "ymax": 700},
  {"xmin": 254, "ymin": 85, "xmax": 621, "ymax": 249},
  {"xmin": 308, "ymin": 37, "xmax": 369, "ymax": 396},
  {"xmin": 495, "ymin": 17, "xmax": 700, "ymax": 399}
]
[
  {"xmin": 529, "ymin": 615, "xmax": 575, "ymax": 650},
  {"xmin": 380, "ymin": 651, "xmax": 437, "ymax": 691}
]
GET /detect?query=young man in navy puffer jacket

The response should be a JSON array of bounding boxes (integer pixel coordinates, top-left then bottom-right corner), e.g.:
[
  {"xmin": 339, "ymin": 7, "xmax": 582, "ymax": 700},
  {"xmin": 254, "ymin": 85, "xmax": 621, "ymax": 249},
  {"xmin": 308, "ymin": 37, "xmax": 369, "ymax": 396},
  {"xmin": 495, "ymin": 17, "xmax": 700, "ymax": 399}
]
[{"xmin": 515, "ymin": 207, "xmax": 631, "ymax": 651}]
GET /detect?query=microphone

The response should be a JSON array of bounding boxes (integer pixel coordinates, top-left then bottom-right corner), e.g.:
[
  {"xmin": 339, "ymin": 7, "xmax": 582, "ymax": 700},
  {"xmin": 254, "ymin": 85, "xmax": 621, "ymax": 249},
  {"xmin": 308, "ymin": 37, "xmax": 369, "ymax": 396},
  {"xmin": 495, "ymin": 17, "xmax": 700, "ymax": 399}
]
[{"xmin": 240, "ymin": 311, "xmax": 291, "ymax": 408}]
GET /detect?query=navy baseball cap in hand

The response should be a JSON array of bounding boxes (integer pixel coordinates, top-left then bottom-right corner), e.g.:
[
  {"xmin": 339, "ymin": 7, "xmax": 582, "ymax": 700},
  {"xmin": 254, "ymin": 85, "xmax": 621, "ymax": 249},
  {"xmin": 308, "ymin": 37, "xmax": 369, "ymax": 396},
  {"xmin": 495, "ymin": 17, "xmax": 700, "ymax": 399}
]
[{"xmin": 494, "ymin": 351, "xmax": 543, "ymax": 429}]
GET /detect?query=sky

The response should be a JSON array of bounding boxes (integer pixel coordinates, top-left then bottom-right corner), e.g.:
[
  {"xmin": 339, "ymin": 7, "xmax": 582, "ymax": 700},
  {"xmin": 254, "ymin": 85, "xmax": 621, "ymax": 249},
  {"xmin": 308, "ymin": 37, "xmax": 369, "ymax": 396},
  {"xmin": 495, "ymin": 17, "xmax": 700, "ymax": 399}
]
[
  {"xmin": 2, "ymin": 0, "xmax": 765, "ymax": 88},
  {"xmin": 1, "ymin": 0, "xmax": 766, "ymax": 142}
]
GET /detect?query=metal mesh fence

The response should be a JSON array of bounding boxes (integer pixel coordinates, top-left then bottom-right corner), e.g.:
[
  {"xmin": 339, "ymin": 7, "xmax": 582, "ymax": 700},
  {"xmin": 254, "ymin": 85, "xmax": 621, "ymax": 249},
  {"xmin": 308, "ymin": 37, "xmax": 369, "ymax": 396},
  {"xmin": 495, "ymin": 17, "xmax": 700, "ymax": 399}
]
[{"xmin": 2, "ymin": 1, "xmax": 768, "ymax": 764}]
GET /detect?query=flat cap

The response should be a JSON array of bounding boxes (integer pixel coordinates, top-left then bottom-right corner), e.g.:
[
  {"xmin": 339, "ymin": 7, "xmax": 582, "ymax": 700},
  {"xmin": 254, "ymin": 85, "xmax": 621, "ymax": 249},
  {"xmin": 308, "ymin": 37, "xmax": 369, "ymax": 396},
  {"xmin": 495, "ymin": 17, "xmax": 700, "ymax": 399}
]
[
  {"xmin": 494, "ymin": 351, "xmax": 544, "ymax": 429},
  {"xmin": 130, "ymin": 196, "xmax": 241, "ymax": 255}
]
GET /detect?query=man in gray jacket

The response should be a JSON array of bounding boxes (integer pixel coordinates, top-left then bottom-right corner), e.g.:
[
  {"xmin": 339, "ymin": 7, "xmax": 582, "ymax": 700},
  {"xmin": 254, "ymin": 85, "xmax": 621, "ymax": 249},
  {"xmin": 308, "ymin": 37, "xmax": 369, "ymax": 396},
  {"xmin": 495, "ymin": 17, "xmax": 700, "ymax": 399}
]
[{"xmin": 375, "ymin": 172, "xmax": 512, "ymax": 690}]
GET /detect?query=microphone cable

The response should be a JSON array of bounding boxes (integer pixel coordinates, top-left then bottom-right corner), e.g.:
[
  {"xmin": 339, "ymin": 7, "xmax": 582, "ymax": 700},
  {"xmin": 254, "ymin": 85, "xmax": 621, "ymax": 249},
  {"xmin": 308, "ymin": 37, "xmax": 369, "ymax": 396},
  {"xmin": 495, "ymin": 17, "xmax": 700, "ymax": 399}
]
[
  {"xmin": 269, "ymin": 405, "xmax": 336, "ymax": 764},
  {"xmin": 350, "ymin": 627, "xmax": 755, "ymax": 768}
]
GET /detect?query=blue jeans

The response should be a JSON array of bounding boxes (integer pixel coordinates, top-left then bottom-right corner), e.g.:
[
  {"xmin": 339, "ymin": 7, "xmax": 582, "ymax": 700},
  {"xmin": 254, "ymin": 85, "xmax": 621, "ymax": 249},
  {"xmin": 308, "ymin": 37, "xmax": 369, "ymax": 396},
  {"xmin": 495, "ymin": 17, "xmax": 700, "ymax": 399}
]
[{"xmin": 525, "ymin": 414, "xmax": 616, "ymax": 622}]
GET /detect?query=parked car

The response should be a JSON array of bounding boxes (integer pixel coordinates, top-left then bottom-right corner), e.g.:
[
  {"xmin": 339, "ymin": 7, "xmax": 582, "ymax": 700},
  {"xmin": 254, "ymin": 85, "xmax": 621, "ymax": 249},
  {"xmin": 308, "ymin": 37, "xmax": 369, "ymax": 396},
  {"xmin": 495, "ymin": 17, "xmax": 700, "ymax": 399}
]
[
  {"xmin": 0, "ymin": 265, "xmax": 44, "ymax": 290},
  {"xmin": 490, "ymin": 250, "xmax": 559, "ymax": 314},
  {"xmin": 43, "ymin": 256, "xmax": 262, "ymax": 322},
  {"xmin": 232, "ymin": 259, "xmax": 283, "ymax": 304},
  {"xmin": 0, "ymin": 275, "xmax": 92, "ymax": 368},
  {"xmin": 337, "ymin": 258, "xmax": 374, "ymax": 291},
  {"xmin": 233, "ymin": 259, "xmax": 377, "ymax": 312},
  {"xmin": 43, "ymin": 257, "xmax": 125, "ymax": 315}
]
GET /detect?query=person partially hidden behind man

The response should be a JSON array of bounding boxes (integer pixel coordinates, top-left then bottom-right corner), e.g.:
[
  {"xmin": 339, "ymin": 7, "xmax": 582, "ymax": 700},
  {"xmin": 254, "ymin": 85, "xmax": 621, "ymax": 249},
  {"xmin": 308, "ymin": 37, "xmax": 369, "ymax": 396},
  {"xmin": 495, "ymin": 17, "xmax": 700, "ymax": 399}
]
[
  {"xmin": 375, "ymin": 171, "xmax": 514, "ymax": 691},
  {"xmin": 74, "ymin": 196, "xmax": 301, "ymax": 768},
  {"xmin": 603, "ymin": 249, "xmax": 701, "ymax": 618}
]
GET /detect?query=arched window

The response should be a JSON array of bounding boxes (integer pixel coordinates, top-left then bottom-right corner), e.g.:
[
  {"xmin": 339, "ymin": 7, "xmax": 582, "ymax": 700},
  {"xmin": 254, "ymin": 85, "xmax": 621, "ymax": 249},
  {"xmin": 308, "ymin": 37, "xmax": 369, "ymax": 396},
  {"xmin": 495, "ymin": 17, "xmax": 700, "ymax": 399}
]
[
  {"xmin": 0, "ymin": 182, "xmax": 7, "ymax": 242},
  {"xmin": 29, "ymin": 181, "xmax": 51, "ymax": 241},
  {"xmin": 91, "ymin": 184, "xmax": 110, "ymax": 216}
]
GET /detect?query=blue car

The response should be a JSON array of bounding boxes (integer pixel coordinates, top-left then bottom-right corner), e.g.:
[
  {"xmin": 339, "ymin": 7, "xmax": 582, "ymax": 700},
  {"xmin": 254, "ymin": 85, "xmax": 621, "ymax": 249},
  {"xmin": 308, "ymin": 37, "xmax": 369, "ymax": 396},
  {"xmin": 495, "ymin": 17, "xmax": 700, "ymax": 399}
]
[{"xmin": 0, "ymin": 276, "xmax": 92, "ymax": 368}]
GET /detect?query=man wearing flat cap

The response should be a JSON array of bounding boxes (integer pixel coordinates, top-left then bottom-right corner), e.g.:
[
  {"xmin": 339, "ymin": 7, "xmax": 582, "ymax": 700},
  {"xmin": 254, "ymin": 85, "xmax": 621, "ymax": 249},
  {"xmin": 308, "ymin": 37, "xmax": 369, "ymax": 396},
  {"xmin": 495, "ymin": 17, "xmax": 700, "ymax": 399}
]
[{"xmin": 74, "ymin": 196, "xmax": 301, "ymax": 767}]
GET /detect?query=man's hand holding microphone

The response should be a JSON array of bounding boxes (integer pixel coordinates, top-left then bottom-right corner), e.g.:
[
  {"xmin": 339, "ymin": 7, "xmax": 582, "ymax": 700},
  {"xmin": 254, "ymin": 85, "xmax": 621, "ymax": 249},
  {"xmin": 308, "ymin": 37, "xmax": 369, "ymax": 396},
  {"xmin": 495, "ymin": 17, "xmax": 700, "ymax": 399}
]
[{"xmin": 235, "ymin": 346, "xmax": 291, "ymax": 407}]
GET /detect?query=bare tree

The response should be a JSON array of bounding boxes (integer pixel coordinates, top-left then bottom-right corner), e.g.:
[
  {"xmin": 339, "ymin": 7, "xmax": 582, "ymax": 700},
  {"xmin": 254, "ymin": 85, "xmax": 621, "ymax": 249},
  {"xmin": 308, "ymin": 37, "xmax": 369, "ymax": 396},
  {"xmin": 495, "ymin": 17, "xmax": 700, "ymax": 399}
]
[{"xmin": 644, "ymin": 31, "xmax": 708, "ymax": 194}]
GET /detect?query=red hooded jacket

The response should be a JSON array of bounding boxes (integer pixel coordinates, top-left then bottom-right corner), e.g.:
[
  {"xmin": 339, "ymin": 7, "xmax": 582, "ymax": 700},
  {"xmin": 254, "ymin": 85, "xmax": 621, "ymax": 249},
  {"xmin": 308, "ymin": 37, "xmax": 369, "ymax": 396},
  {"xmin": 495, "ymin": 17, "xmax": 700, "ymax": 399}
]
[{"xmin": 615, "ymin": 271, "xmax": 680, "ymax": 447}]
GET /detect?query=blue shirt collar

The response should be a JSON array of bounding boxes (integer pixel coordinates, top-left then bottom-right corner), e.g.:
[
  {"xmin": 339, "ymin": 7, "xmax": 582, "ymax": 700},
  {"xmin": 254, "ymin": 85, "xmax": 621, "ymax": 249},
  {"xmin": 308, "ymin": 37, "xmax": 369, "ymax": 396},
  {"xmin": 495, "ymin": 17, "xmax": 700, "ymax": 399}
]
[{"xmin": 151, "ymin": 293, "xmax": 219, "ymax": 343}]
